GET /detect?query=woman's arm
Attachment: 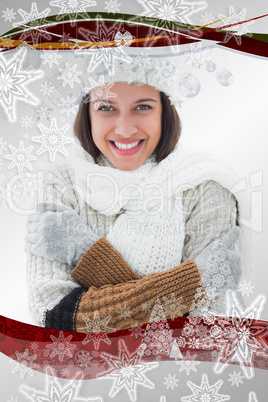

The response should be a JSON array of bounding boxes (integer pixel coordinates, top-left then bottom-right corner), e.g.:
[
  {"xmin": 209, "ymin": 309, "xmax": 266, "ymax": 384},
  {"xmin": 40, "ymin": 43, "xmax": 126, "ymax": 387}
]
[
  {"xmin": 182, "ymin": 180, "xmax": 242, "ymax": 314},
  {"xmin": 26, "ymin": 164, "xmax": 90, "ymax": 325},
  {"xmin": 45, "ymin": 237, "xmax": 208, "ymax": 331},
  {"xmin": 45, "ymin": 225, "xmax": 240, "ymax": 331},
  {"xmin": 182, "ymin": 180, "xmax": 238, "ymax": 261}
]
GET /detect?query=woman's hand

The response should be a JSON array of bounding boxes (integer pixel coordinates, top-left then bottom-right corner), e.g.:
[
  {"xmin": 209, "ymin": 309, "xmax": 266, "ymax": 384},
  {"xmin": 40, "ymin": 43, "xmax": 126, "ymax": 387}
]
[
  {"xmin": 25, "ymin": 203, "xmax": 100, "ymax": 267},
  {"xmin": 195, "ymin": 226, "xmax": 241, "ymax": 302}
]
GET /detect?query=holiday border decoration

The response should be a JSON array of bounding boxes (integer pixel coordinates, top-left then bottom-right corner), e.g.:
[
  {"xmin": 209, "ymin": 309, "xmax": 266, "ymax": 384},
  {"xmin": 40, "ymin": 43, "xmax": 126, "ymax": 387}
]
[
  {"xmin": 1, "ymin": 312, "xmax": 268, "ymax": 381},
  {"xmin": 0, "ymin": 12, "xmax": 268, "ymax": 57}
]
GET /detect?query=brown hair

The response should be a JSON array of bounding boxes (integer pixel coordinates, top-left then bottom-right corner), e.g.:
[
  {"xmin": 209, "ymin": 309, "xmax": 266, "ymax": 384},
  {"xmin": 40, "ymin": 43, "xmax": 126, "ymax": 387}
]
[{"xmin": 73, "ymin": 90, "xmax": 181, "ymax": 164}]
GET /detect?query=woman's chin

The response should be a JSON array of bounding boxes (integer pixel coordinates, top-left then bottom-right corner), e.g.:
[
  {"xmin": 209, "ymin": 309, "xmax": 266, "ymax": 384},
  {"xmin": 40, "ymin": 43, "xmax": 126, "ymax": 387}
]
[{"xmin": 112, "ymin": 159, "xmax": 144, "ymax": 171}]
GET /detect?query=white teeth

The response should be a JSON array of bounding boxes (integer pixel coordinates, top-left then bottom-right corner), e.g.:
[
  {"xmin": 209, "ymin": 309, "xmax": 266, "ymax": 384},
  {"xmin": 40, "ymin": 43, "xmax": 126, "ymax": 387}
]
[{"xmin": 114, "ymin": 140, "xmax": 141, "ymax": 150}]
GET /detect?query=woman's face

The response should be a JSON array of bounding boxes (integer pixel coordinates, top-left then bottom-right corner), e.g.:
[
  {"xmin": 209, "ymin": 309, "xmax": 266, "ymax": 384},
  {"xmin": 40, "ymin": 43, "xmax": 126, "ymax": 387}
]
[{"xmin": 89, "ymin": 82, "xmax": 162, "ymax": 170}]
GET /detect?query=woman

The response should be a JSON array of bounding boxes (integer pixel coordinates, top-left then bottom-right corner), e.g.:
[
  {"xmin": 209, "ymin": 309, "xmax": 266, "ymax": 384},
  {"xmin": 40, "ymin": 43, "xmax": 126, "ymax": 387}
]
[{"xmin": 25, "ymin": 78, "xmax": 242, "ymax": 332}]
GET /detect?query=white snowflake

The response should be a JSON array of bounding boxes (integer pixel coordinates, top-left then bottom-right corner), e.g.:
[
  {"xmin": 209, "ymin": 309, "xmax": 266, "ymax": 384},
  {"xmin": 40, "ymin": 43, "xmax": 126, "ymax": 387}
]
[
  {"xmin": 0, "ymin": 158, "xmax": 4, "ymax": 170},
  {"xmin": 182, "ymin": 324, "xmax": 194, "ymax": 338},
  {"xmin": 162, "ymin": 293, "xmax": 186, "ymax": 319},
  {"xmin": 19, "ymin": 366, "xmax": 103, "ymax": 402},
  {"xmin": 18, "ymin": 172, "xmax": 40, "ymax": 196},
  {"xmin": 214, "ymin": 291, "xmax": 267, "ymax": 380},
  {"xmin": 239, "ymin": 280, "xmax": 255, "ymax": 297},
  {"xmin": 187, "ymin": 336, "xmax": 201, "ymax": 349},
  {"xmin": 187, "ymin": 43, "xmax": 211, "ymax": 69},
  {"xmin": 10, "ymin": 349, "xmax": 38, "ymax": 379},
  {"xmin": 0, "ymin": 49, "xmax": 43, "ymax": 123},
  {"xmin": 0, "ymin": 184, "xmax": 20, "ymax": 206},
  {"xmin": 228, "ymin": 370, "xmax": 244, "ymax": 387},
  {"xmin": 141, "ymin": 301, "xmax": 151, "ymax": 313},
  {"xmin": 57, "ymin": 63, "xmax": 82, "ymax": 88},
  {"xmin": 119, "ymin": 304, "xmax": 132, "ymax": 320},
  {"xmin": 30, "ymin": 342, "xmax": 40, "ymax": 353},
  {"xmin": 104, "ymin": 0, "xmax": 121, "ymax": 14},
  {"xmin": 40, "ymin": 82, "xmax": 55, "ymax": 97},
  {"xmin": 61, "ymin": 367, "xmax": 71, "ymax": 378},
  {"xmin": 13, "ymin": 2, "xmax": 52, "ymax": 45},
  {"xmin": 46, "ymin": 331, "xmax": 77, "ymax": 362},
  {"xmin": 78, "ymin": 19, "xmax": 131, "ymax": 74},
  {"xmin": 80, "ymin": 311, "xmax": 115, "ymax": 349},
  {"xmin": 74, "ymin": 350, "xmax": 93, "ymax": 369},
  {"xmin": 181, "ymin": 374, "xmax": 230, "ymax": 402},
  {"xmin": 200, "ymin": 12, "xmax": 215, "ymax": 26},
  {"xmin": 36, "ymin": 106, "xmax": 53, "ymax": 121},
  {"xmin": 136, "ymin": 0, "xmax": 207, "ymax": 28},
  {"xmin": 133, "ymin": 52, "xmax": 153, "ymax": 72},
  {"xmin": 33, "ymin": 118, "xmax": 73, "ymax": 162},
  {"xmin": 4, "ymin": 141, "xmax": 37, "ymax": 174},
  {"xmin": 209, "ymin": 325, "xmax": 222, "ymax": 340},
  {"xmin": 83, "ymin": 78, "xmax": 116, "ymax": 110},
  {"xmin": 50, "ymin": 0, "xmax": 97, "ymax": 21},
  {"xmin": 0, "ymin": 138, "xmax": 8, "ymax": 155},
  {"xmin": 100, "ymin": 339, "xmax": 158, "ymax": 401},
  {"xmin": 20, "ymin": 115, "xmax": 33, "ymax": 129},
  {"xmin": 163, "ymin": 374, "xmax": 179, "ymax": 390},
  {"xmin": 36, "ymin": 106, "xmax": 52, "ymax": 121},
  {"xmin": 40, "ymin": 47, "xmax": 62, "ymax": 68},
  {"xmin": 155, "ymin": 61, "xmax": 178, "ymax": 86},
  {"xmin": 2, "ymin": 7, "xmax": 16, "ymax": 22},
  {"xmin": 59, "ymin": 31, "xmax": 75, "ymax": 47},
  {"xmin": 218, "ymin": 6, "xmax": 254, "ymax": 45},
  {"xmin": 176, "ymin": 351, "xmax": 200, "ymax": 375},
  {"xmin": 130, "ymin": 324, "xmax": 144, "ymax": 339},
  {"xmin": 59, "ymin": 94, "xmax": 78, "ymax": 117}
]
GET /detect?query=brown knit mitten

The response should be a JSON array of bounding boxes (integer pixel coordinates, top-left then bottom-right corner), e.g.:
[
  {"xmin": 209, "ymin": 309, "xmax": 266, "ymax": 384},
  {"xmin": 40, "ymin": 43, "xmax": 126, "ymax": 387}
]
[
  {"xmin": 74, "ymin": 260, "xmax": 209, "ymax": 331},
  {"xmin": 72, "ymin": 237, "xmax": 141, "ymax": 288}
]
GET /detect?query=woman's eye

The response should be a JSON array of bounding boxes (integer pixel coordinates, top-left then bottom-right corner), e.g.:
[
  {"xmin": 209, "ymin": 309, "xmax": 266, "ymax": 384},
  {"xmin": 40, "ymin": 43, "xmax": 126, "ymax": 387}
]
[
  {"xmin": 136, "ymin": 105, "xmax": 151, "ymax": 110},
  {"xmin": 98, "ymin": 105, "xmax": 113, "ymax": 111}
]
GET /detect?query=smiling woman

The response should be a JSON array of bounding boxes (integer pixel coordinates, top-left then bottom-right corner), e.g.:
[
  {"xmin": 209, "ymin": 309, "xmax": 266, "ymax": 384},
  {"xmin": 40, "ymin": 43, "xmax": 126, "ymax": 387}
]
[{"xmin": 25, "ymin": 55, "xmax": 244, "ymax": 332}]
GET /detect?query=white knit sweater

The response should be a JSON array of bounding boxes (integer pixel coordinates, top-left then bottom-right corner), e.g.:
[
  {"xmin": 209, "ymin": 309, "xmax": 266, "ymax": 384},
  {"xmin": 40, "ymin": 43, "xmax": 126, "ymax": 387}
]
[{"xmin": 26, "ymin": 161, "xmax": 238, "ymax": 325}]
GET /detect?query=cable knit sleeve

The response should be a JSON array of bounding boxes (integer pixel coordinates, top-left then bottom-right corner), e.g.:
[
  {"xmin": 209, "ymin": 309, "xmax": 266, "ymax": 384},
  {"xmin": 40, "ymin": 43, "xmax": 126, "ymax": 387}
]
[
  {"xmin": 181, "ymin": 180, "xmax": 238, "ymax": 262},
  {"xmin": 26, "ymin": 164, "xmax": 84, "ymax": 325},
  {"xmin": 181, "ymin": 180, "xmax": 242, "ymax": 315}
]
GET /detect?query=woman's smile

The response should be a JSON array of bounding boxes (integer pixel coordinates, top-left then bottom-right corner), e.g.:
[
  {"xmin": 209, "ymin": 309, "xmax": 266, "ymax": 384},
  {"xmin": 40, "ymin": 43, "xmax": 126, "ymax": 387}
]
[{"xmin": 110, "ymin": 139, "xmax": 145, "ymax": 155}]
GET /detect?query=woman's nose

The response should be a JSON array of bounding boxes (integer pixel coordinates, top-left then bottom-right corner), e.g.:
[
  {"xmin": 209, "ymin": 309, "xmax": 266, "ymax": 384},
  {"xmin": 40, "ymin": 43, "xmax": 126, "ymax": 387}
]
[{"xmin": 114, "ymin": 113, "xmax": 138, "ymax": 137}]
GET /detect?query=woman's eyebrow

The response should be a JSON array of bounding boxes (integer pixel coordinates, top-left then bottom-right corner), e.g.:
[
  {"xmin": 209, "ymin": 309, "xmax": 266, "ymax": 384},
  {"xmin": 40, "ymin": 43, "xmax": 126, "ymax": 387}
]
[
  {"xmin": 134, "ymin": 98, "xmax": 158, "ymax": 103},
  {"xmin": 93, "ymin": 98, "xmax": 158, "ymax": 105}
]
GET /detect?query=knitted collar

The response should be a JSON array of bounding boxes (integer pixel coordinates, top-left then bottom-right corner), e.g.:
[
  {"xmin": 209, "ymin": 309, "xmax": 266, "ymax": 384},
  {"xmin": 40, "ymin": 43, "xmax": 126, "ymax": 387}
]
[{"xmin": 70, "ymin": 140, "xmax": 248, "ymax": 220}]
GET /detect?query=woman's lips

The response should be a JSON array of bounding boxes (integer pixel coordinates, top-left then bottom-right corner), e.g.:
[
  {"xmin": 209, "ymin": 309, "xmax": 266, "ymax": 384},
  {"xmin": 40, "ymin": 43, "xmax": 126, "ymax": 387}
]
[{"xmin": 110, "ymin": 140, "xmax": 144, "ymax": 156}]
